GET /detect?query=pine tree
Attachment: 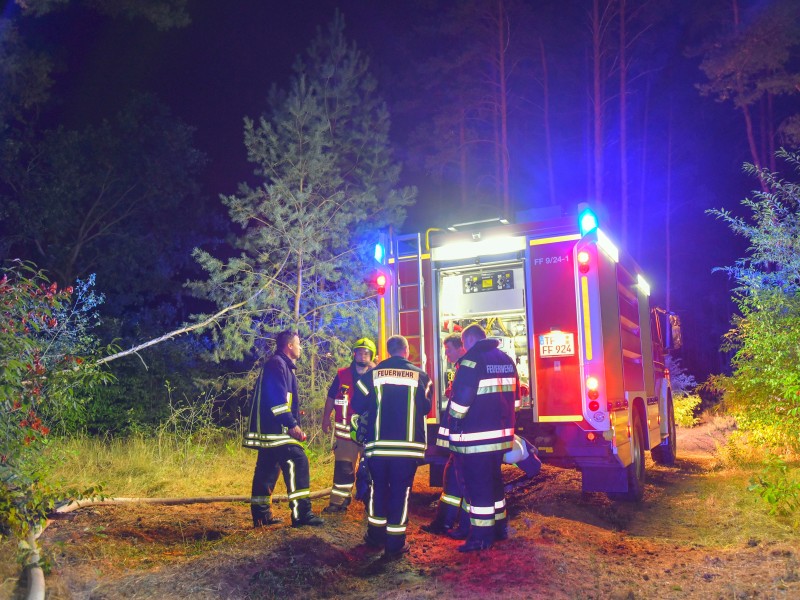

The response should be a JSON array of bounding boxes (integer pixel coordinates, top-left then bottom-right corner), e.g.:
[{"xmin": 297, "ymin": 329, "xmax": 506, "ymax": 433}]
[{"xmin": 189, "ymin": 13, "xmax": 414, "ymax": 383}]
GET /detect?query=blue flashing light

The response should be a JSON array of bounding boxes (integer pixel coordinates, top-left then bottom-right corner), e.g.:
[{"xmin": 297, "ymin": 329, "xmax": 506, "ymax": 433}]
[
  {"xmin": 374, "ymin": 243, "xmax": 385, "ymax": 263},
  {"xmin": 579, "ymin": 208, "xmax": 599, "ymax": 235}
]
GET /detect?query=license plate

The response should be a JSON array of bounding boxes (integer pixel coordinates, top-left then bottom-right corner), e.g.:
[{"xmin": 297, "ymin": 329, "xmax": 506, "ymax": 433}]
[{"xmin": 539, "ymin": 331, "xmax": 575, "ymax": 357}]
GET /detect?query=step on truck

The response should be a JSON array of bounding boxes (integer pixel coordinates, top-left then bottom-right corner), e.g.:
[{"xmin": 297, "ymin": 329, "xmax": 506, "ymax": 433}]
[{"xmin": 373, "ymin": 207, "xmax": 681, "ymax": 501}]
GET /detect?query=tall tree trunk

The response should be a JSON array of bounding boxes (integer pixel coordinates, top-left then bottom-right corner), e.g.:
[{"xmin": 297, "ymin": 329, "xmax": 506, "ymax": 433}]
[
  {"xmin": 636, "ymin": 78, "xmax": 651, "ymax": 259},
  {"xmin": 591, "ymin": 0, "xmax": 605, "ymax": 205},
  {"xmin": 767, "ymin": 93, "xmax": 776, "ymax": 171},
  {"xmin": 497, "ymin": 0, "xmax": 511, "ymax": 217},
  {"xmin": 619, "ymin": 0, "xmax": 629, "ymax": 247},
  {"xmin": 293, "ymin": 251, "xmax": 303, "ymax": 322},
  {"xmin": 459, "ymin": 107, "xmax": 468, "ymax": 207},
  {"xmin": 540, "ymin": 38, "xmax": 556, "ymax": 205},
  {"xmin": 731, "ymin": 0, "xmax": 765, "ymax": 184},
  {"xmin": 666, "ymin": 105, "xmax": 673, "ymax": 313}
]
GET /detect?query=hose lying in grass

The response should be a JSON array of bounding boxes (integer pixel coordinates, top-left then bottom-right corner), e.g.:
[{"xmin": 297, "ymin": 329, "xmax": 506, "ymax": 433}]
[
  {"xmin": 25, "ymin": 487, "xmax": 333, "ymax": 600},
  {"xmin": 54, "ymin": 487, "xmax": 333, "ymax": 513}
]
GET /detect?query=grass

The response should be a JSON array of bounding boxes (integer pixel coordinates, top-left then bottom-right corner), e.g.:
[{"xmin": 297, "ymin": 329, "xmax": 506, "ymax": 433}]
[{"xmin": 45, "ymin": 429, "xmax": 335, "ymax": 499}]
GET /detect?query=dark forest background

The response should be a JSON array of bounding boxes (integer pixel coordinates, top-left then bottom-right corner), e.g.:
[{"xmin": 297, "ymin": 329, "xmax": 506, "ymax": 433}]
[{"xmin": 2, "ymin": 0, "xmax": 799, "ymax": 431}]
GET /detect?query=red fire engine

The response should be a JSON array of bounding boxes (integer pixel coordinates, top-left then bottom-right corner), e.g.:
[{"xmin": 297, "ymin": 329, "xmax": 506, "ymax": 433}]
[{"xmin": 373, "ymin": 207, "xmax": 681, "ymax": 501}]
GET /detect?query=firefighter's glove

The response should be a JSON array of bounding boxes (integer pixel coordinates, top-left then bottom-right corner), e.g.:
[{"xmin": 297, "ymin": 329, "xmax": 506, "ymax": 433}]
[{"xmin": 349, "ymin": 413, "xmax": 368, "ymax": 446}]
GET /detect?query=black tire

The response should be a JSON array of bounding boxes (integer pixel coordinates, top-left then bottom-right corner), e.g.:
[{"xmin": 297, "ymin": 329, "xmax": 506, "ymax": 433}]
[
  {"xmin": 609, "ymin": 410, "xmax": 646, "ymax": 502},
  {"xmin": 651, "ymin": 396, "xmax": 677, "ymax": 466}
]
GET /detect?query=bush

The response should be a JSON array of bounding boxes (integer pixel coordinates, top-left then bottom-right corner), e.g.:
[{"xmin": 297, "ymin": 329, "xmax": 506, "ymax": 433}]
[
  {"xmin": 707, "ymin": 150, "xmax": 800, "ymax": 452},
  {"xmin": 675, "ymin": 394, "xmax": 702, "ymax": 427},
  {"xmin": 749, "ymin": 455, "xmax": 800, "ymax": 519},
  {"xmin": 0, "ymin": 261, "xmax": 110, "ymax": 554}
]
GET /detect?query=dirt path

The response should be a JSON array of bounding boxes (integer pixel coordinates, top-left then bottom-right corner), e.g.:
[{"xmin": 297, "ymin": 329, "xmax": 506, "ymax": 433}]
[{"xmin": 25, "ymin": 425, "xmax": 800, "ymax": 599}]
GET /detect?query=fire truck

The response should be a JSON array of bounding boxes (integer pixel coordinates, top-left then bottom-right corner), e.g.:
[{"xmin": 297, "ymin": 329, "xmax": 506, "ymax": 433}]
[{"xmin": 373, "ymin": 207, "xmax": 681, "ymax": 501}]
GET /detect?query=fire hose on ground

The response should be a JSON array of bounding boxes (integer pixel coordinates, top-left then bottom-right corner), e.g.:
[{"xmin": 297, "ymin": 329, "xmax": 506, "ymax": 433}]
[{"xmin": 24, "ymin": 487, "xmax": 332, "ymax": 600}]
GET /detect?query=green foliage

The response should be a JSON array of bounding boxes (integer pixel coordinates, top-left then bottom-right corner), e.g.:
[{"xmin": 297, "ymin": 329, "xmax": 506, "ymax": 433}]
[
  {"xmin": 665, "ymin": 356, "xmax": 701, "ymax": 427},
  {"xmin": 695, "ymin": 0, "xmax": 800, "ymax": 110},
  {"xmin": 674, "ymin": 394, "xmax": 702, "ymax": 428},
  {"xmin": 0, "ymin": 261, "xmax": 112, "ymax": 548},
  {"xmin": 708, "ymin": 149, "xmax": 800, "ymax": 451},
  {"xmin": 749, "ymin": 455, "xmax": 800, "ymax": 518},
  {"xmin": 189, "ymin": 13, "xmax": 415, "ymax": 394}
]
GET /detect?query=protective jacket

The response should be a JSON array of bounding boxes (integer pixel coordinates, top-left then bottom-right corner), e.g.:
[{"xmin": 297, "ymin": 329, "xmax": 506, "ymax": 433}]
[
  {"xmin": 448, "ymin": 338, "xmax": 517, "ymax": 454},
  {"xmin": 327, "ymin": 365, "xmax": 356, "ymax": 441},
  {"xmin": 243, "ymin": 352, "xmax": 302, "ymax": 450},
  {"xmin": 353, "ymin": 355, "xmax": 433, "ymax": 459},
  {"xmin": 436, "ymin": 359, "xmax": 461, "ymax": 450}
]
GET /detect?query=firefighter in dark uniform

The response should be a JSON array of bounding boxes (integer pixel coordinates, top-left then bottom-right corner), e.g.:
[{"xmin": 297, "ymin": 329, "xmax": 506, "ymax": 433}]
[
  {"xmin": 448, "ymin": 323, "xmax": 518, "ymax": 552},
  {"xmin": 244, "ymin": 330, "xmax": 324, "ymax": 528},
  {"xmin": 422, "ymin": 333, "xmax": 467, "ymax": 536},
  {"xmin": 321, "ymin": 338, "xmax": 377, "ymax": 513},
  {"xmin": 352, "ymin": 335, "xmax": 433, "ymax": 559}
]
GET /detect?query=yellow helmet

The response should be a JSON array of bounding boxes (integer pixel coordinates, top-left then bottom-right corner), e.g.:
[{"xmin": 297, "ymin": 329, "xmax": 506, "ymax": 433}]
[{"xmin": 353, "ymin": 337, "xmax": 377, "ymax": 358}]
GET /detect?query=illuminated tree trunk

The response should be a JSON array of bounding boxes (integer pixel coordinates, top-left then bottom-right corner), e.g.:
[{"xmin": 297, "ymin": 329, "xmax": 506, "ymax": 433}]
[
  {"xmin": 540, "ymin": 38, "xmax": 556, "ymax": 205},
  {"xmin": 619, "ymin": 0, "xmax": 629, "ymax": 246}
]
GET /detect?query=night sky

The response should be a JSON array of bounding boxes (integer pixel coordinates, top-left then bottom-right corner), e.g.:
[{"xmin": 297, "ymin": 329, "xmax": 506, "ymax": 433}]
[{"xmin": 7, "ymin": 0, "xmax": 784, "ymax": 380}]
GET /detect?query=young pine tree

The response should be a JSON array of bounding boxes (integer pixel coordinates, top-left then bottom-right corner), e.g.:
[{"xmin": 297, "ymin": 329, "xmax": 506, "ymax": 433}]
[{"xmin": 189, "ymin": 13, "xmax": 414, "ymax": 395}]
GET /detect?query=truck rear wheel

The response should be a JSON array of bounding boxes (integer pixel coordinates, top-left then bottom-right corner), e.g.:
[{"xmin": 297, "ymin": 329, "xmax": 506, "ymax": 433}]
[
  {"xmin": 609, "ymin": 411, "xmax": 646, "ymax": 502},
  {"xmin": 651, "ymin": 396, "xmax": 677, "ymax": 466}
]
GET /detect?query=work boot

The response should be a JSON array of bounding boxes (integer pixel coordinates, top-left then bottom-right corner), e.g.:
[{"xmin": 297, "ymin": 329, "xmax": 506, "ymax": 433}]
[
  {"xmin": 253, "ymin": 514, "xmax": 282, "ymax": 528},
  {"xmin": 421, "ymin": 519, "xmax": 451, "ymax": 535},
  {"xmin": 458, "ymin": 538, "xmax": 493, "ymax": 553},
  {"xmin": 363, "ymin": 532, "xmax": 384, "ymax": 549},
  {"xmin": 446, "ymin": 509, "xmax": 471, "ymax": 540},
  {"xmin": 292, "ymin": 512, "xmax": 324, "ymax": 527},
  {"xmin": 495, "ymin": 520, "xmax": 509, "ymax": 541},
  {"xmin": 382, "ymin": 542, "xmax": 411, "ymax": 560},
  {"xmin": 322, "ymin": 504, "xmax": 348, "ymax": 514}
]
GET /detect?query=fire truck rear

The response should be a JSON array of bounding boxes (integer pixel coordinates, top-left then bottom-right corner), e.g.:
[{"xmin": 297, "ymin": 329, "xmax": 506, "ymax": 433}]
[{"xmin": 374, "ymin": 207, "xmax": 681, "ymax": 501}]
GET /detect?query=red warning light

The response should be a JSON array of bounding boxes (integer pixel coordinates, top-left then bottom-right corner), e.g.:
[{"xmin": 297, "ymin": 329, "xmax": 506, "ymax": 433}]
[
  {"xmin": 577, "ymin": 250, "xmax": 590, "ymax": 273},
  {"xmin": 375, "ymin": 273, "xmax": 387, "ymax": 295}
]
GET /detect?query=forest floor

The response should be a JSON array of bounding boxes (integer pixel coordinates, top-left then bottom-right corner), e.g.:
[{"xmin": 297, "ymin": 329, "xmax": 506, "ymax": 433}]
[{"xmin": 4, "ymin": 417, "xmax": 800, "ymax": 599}]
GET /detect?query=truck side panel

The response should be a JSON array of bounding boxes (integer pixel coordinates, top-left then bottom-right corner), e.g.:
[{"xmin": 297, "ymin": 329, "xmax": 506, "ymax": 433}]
[{"xmin": 529, "ymin": 240, "xmax": 583, "ymax": 422}]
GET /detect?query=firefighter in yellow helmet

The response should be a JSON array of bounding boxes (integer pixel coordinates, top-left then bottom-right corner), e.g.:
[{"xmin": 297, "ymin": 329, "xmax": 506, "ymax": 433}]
[{"xmin": 321, "ymin": 337, "xmax": 377, "ymax": 512}]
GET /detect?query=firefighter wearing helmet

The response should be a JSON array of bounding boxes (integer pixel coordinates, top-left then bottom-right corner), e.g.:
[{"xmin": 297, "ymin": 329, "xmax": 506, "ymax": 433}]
[{"xmin": 321, "ymin": 337, "xmax": 377, "ymax": 512}]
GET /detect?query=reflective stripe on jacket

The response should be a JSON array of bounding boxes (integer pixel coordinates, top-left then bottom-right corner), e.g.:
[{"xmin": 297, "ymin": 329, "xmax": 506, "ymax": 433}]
[
  {"xmin": 448, "ymin": 339, "xmax": 517, "ymax": 455},
  {"xmin": 243, "ymin": 352, "xmax": 302, "ymax": 449},
  {"xmin": 352, "ymin": 356, "xmax": 433, "ymax": 459},
  {"xmin": 331, "ymin": 366, "xmax": 355, "ymax": 440}
]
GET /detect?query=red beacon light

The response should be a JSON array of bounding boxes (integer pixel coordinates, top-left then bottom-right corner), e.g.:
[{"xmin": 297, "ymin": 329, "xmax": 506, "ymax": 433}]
[
  {"xmin": 375, "ymin": 273, "xmax": 387, "ymax": 295},
  {"xmin": 577, "ymin": 250, "xmax": 591, "ymax": 273},
  {"xmin": 586, "ymin": 376, "xmax": 600, "ymax": 401}
]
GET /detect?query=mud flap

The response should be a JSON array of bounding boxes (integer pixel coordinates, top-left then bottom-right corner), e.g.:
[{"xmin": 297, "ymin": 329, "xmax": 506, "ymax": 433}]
[{"xmin": 581, "ymin": 467, "xmax": 629, "ymax": 493}]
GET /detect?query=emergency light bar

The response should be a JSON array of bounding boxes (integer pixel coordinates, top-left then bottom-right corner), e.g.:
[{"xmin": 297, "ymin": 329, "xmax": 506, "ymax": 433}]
[
  {"xmin": 637, "ymin": 274, "xmax": 651, "ymax": 296},
  {"xmin": 431, "ymin": 235, "xmax": 526, "ymax": 262},
  {"xmin": 578, "ymin": 207, "xmax": 599, "ymax": 235},
  {"xmin": 596, "ymin": 229, "xmax": 619, "ymax": 263}
]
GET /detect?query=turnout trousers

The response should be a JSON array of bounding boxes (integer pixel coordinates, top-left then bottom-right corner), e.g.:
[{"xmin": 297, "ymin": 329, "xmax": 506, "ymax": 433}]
[
  {"xmin": 433, "ymin": 453, "xmax": 463, "ymax": 528},
  {"xmin": 454, "ymin": 451, "xmax": 506, "ymax": 543},
  {"xmin": 251, "ymin": 445, "xmax": 312, "ymax": 526},
  {"xmin": 328, "ymin": 437, "xmax": 362, "ymax": 508},
  {"xmin": 365, "ymin": 456, "xmax": 418, "ymax": 553}
]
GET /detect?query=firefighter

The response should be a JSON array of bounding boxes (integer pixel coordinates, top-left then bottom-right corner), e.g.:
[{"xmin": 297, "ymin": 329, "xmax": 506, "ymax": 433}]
[
  {"xmin": 352, "ymin": 335, "xmax": 433, "ymax": 559},
  {"xmin": 422, "ymin": 332, "xmax": 466, "ymax": 536},
  {"xmin": 244, "ymin": 330, "xmax": 324, "ymax": 528},
  {"xmin": 321, "ymin": 337, "xmax": 377, "ymax": 513},
  {"xmin": 448, "ymin": 323, "xmax": 518, "ymax": 552}
]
